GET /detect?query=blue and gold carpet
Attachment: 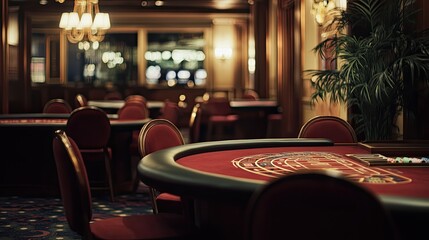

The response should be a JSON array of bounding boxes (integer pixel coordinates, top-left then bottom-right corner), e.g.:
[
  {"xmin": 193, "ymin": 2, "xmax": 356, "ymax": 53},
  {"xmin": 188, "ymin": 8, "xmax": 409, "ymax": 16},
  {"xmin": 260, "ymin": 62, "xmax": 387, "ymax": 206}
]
[{"xmin": 0, "ymin": 191, "xmax": 152, "ymax": 240}]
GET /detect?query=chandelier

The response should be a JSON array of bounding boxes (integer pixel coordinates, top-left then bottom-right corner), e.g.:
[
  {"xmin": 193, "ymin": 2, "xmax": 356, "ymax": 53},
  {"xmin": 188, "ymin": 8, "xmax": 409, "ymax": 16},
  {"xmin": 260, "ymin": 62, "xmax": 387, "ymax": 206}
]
[
  {"xmin": 311, "ymin": 0, "xmax": 336, "ymax": 26},
  {"xmin": 57, "ymin": 0, "xmax": 111, "ymax": 43}
]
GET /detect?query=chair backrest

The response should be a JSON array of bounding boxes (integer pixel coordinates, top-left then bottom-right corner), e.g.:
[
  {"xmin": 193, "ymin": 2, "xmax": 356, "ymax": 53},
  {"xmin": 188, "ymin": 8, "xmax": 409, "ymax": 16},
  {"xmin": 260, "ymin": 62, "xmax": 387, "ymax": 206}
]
[
  {"xmin": 52, "ymin": 130, "xmax": 92, "ymax": 237},
  {"xmin": 43, "ymin": 99, "xmax": 73, "ymax": 114},
  {"xmin": 158, "ymin": 100, "xmax": 180, "ymax": 126},
  {"xmin": 66, "ymin": 106, "xmax": 111, "ymax": 149},
  {"xmin": 298, "ymin": 115, "xmax": 358, "ymax": 143},
  {"xmin": 245, "ymin": 171, "xmax": 397, "ymax": 240},
  {"xmin": 242, "ymin": 89, "xmax": 259, "ymax": 100},
  {"xmin": 138, "ymin": 119, "xmax": 185, "ymax": 157},
  {"xmin": 117, "ymin": 102, "xmax": 148, "ymax": 120},
  {"xmin": 189, "ymin": 103, "xmax": 202, "ymax": 143},
  {"xmin": 125, "ymin": 94, "xmax": 147, "ymax": 105},
  {"xmin": 203, "ymin": 97, "xmax": 232, "ymax": 116},
  {"xmin": 74, "ymin": 94, "xmax": 88, "ymax": 108}
]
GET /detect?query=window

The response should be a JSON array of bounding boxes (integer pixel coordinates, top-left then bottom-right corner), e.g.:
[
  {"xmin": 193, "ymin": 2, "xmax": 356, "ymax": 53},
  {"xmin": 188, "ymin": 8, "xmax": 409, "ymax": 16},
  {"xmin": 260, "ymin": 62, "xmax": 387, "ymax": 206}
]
[
  {"xmin": 145, "ymin": 32, "xmax": 207, "ymax": 87},
  {"xmin": 66, "ymin": 33, "xmax": 138, "ymax": 86}
]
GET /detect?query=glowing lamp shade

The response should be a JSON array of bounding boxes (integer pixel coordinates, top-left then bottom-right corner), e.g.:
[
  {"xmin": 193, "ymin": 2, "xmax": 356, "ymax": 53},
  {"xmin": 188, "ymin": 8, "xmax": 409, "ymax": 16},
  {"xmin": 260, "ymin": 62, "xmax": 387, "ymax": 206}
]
[
  {"xmin": 93, "ymin": 13, "xmax": 111, "ymax": 30},
  {"xmin": 57, "ymin": 0, "xmax": 111, "ymax": 43},
  {"xmin": 80, "ymin": 13, "xmax": 93, "ymax": 28}
]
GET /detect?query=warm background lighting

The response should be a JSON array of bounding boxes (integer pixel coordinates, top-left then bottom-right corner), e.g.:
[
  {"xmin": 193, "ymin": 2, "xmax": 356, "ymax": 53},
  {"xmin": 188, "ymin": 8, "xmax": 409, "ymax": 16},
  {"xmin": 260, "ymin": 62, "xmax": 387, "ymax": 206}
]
[{"xmin": 57, "ymin": 0, "xmax": 111, "ymax": 43}]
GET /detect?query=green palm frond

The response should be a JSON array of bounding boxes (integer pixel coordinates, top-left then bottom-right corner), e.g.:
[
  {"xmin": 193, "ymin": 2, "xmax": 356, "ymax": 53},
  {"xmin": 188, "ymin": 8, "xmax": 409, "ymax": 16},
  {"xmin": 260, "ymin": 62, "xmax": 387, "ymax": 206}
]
[{"xmin": 307, "ymin": 0, "xmax": 429, "ymax": 140}]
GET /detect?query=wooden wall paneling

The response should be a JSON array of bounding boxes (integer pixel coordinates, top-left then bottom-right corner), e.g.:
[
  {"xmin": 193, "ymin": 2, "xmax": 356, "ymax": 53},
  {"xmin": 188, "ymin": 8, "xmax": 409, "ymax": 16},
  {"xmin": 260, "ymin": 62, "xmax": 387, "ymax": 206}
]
[
  {"xmin": 252, "ymin": 0, "xmax": 269, "ymax": 98},
  {"xmin": 277, "ymin": 0, "xmax": 302, "ymax": 137},
  {"xmin": 1, "ymin": 0, "xmax": 8, "ymax": 113},
  {"xmin": 403, "ymin": 0, "xmax": 429, "ymax": 140}
]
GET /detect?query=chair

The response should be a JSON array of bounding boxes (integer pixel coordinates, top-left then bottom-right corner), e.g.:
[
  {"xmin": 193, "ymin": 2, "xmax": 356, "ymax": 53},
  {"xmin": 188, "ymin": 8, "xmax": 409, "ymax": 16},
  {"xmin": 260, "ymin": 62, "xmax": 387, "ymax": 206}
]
[
  {"xmin": 74, "ymin": 94, "xmax": 88, "ymax": 108},
  {"xmin": 202, "ymin": 97, "xmax": 239, "ymax": 141},
  {"xmin": 266, "ymin": 113, "xmax": 283, "ymax": 138},
  {"xmin": 52, "ymin": 130, "xmax": 198, "ymax": 240},
  {"xmin": 298, "ymin": 115, "xmax": 358, "ymax": 143},
  {"xmin": 244, "ymin": 171, "xmax": 398, "ymax": 240},
  {"xmin": 119, "ymin": 95, "xmax": 149, "ymax": 117},
  {"xmin": 189, "ymin": 103, "xmax": 202, "ymax": 143},
  {"xmin": 118, "ymin": 102, "xmax": 149, "ymax": 120},
  {"xmin": 117, "ymin": 99, "xmax": 149, "ymax": 142},
  {"xmin": 158, "ymin": 100, "xmax": 180, "ymax": 127},
  {"xmin": 43, "ymin": 99, "xmax": 73, "ymax": 114},
  {"xmin": 117, "ymin": 100, "xmax": 149, "ymax": 189},
  {"xmin": 138, "ymin": 119, "xmax": 185, "ymax": 214},
  {"xmin": 125, "ymin": 94, "xmax": 147, "ymax": 105},
  {"xmin": 242, "ymin": 89, "xmax": 259, "ymax": 100},
  {"xmin": 66, "ymin": 106, "xmax": 114, "ymax": 201}
]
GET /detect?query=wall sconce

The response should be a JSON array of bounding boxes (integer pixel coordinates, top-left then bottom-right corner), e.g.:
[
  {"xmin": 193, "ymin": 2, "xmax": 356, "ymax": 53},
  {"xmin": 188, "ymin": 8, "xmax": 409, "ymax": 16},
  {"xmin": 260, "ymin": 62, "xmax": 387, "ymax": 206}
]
[
  {"xmin": 7, "ymin": 11, "xmax": 19, "ymax": 46},
  {"xmin": 310, "ymin": 0, "xmax": 336, "ymax": 26},
  {"xmin": 215, "ymin": 47, "xmax": 232, "ymax": 60}
]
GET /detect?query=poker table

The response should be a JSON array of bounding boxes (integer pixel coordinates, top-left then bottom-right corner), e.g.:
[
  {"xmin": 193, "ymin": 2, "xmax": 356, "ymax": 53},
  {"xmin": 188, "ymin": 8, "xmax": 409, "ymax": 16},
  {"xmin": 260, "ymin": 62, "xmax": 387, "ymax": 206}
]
[
  {"xmin": 229, "ymin": 100, "xmax": 279, "ymax": 139},
  {"xmin": 88, "ymin": 100, "xmax": 164, "ymax": 117},
  {"xmin": 138, "ymin": 139, "xmax": 429, "ymax": 240},
  {"xmin": 0, "ymin": 114, "xmax": 150, "ymax": 196}
]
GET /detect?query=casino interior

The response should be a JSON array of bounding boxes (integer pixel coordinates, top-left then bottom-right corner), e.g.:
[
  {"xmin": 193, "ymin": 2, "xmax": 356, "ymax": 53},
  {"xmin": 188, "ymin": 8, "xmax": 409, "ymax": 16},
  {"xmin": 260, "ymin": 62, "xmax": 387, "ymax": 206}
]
[{"xmin": 1, "ymin": 0, "xmax": 429, "ymax": 239}]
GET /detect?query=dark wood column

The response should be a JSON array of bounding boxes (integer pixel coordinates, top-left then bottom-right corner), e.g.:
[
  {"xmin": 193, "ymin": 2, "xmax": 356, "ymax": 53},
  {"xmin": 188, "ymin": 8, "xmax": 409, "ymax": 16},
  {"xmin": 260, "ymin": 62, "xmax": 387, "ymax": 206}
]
[
  {"xmin": 1, "ymin": 0, "xmax": 8, "ymax": 113},
  {"xmin": 252, "ymin": 0, "xmax": 269, "ymax": 98},
  {"xmin": 403, "ymin": 0, "xmax": 429, "ymax": 139},
  {"xmin": 277, "ymin": 0, "xmax": 302, "ymax": 137}
]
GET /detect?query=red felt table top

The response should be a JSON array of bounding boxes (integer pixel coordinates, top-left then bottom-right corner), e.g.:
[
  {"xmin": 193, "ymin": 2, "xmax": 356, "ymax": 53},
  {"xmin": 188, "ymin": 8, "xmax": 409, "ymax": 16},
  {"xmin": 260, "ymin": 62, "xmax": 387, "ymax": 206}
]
[{"xmin": 177, "ymin": 145, "xmax": 429, "ymax": 199}]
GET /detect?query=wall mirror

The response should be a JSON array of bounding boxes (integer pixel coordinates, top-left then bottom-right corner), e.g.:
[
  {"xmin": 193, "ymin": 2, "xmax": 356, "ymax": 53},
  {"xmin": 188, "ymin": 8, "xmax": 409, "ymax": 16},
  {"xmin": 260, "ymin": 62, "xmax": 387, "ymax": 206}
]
[
  {"xmin": 145, "ymin": 32, "xmax": 207, "ymax": 87},
  {"xmin": 66, "ymin": 33, "xmax": 138, "ymax": 86}
]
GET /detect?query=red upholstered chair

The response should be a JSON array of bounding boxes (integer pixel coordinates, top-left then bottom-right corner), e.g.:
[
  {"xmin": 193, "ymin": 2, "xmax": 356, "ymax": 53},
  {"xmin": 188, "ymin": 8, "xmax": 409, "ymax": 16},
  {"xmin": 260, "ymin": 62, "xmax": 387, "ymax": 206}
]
[
  {"xmin": 138, "ymin": 119, "xmax": 185, "ymax": 214},
  {"xmin": 125, "ymin": 94, "xmax": 147, "ymax": 105},
  {"xmin": 74, "ymin": 94, "xmax": 88, "ymax": 108},
  {"xmin": 118, "ymin": 99, "xmax": 149, "ymax": 153},
  {"xmin": 266, "ymin": 113, "xmax": 283, "ymax": 138},
  {"xmin": 66, "ymin": 106, "xmax": 114, "ymax": 201},
  {"xmin": 119, "ymin": 95, "xmax": 149, "ymax": 117},
  {"xmin": 158, "ymin": 100, "xmax": 180, "ymax": 127},
  {"xmin": 245, "ymin": 171, "xmax": 398, "ymax": 240},
  {"xmin": 189, "ymin": 103, "xmax": 202, "ymax": 143},
  {"xmin": 43, "ymin": 99, "xmax": 73, "ymax": 114},
  {"xmin": 117, "ymin": 100, "xmax": 149, "ymax": 191},
  {"xmin": 202, "ymin": 97, "xmax": 239, "ymax": 141},
  {"xmin": 298, "ymin": 115, "xmax": 358, "ymax": 143},
  {"xmin": 52, "ymin": 130, "xmax": 198, "ymax": 240},
  {"xmin": 118, "ymin": 102, "xmax": 149, "ymax": 120},
  {"xmin": 242, "ymin": 89, "xmax": 259, "ymax": 100}
]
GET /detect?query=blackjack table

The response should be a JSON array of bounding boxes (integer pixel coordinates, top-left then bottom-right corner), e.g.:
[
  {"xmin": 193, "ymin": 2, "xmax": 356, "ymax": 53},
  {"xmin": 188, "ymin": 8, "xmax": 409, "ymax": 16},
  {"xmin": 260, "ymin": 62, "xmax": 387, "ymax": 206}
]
[
  {"xmin": 138, "ymin": 138, "xmax": 429, "ymax": 240},
  {"xmin": 0, "ymin": 114, "xmax": 149, "ymax": 196}
]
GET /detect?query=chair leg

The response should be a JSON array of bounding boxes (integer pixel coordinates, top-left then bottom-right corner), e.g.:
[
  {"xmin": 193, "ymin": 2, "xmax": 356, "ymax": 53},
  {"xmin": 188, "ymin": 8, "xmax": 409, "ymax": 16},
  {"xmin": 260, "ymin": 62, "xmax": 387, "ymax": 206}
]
[
  {"xmin": 103, "ymin": 154, "xmax": 115, "ymax": 202},
  {"xmin": 149, "ymin": 187, "xmax": 159, "ymax": 214}
]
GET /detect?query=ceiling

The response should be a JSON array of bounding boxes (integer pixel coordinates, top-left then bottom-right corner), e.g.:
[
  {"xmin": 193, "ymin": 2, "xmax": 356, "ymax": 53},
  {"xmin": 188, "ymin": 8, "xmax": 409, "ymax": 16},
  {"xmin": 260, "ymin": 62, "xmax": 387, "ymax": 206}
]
[
  {"xmin": 10, "ymin": 0, "xmax": 251, "ymax": 29},
  {"xmin": 9, "ymin": 0, "xmax": 251, "ymax": 13}
]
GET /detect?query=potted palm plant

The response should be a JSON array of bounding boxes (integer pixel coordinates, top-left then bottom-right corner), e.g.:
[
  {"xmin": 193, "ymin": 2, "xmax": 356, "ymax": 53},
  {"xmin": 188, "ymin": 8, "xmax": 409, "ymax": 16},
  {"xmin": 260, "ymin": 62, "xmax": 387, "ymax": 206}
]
[{"xmin": 308, "ymin": 0, "xmax": 429, "ymax": 141}]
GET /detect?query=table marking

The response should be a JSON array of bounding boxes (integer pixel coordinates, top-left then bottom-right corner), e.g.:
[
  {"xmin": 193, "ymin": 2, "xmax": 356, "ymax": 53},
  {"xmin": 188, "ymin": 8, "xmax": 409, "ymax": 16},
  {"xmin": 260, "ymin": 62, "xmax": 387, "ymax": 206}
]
[{"xmin": 232, "ymin": 152, "xmax": 411, "ymax": 184}]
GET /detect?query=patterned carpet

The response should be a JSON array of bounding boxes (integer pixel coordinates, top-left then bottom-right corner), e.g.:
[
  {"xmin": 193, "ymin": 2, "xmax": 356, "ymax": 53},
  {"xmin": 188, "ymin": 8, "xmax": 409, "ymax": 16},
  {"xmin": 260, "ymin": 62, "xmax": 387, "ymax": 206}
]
[{"xmin": 0, "ymin": 188, "xmax": 153, "ymax": 240}]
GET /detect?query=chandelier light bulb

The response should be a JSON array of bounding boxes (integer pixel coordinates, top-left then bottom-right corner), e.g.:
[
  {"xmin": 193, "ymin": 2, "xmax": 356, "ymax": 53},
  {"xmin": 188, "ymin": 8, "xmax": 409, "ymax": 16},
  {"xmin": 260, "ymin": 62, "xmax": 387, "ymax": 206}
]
[{"xmin": 58, "ymin": 0, "xmax": 111, "ymax": 43}]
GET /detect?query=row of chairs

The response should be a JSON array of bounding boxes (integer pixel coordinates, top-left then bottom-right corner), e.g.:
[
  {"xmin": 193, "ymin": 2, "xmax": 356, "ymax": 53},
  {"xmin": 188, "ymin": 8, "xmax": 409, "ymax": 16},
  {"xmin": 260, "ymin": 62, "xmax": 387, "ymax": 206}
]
[
  {"xmin": 53, "ymin": 118, "xmax": 397, "ymax": 239},
  {"xmin": 188, "ymin": 103, "xmax": 358, "ymax": 144},
  {"xmin": 53, "ymin": 129, "xmax": 198, "ymax": 240},
  {"xmin": 43, "ymin": 94, "xmax": 89, "ymax": 114}
]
